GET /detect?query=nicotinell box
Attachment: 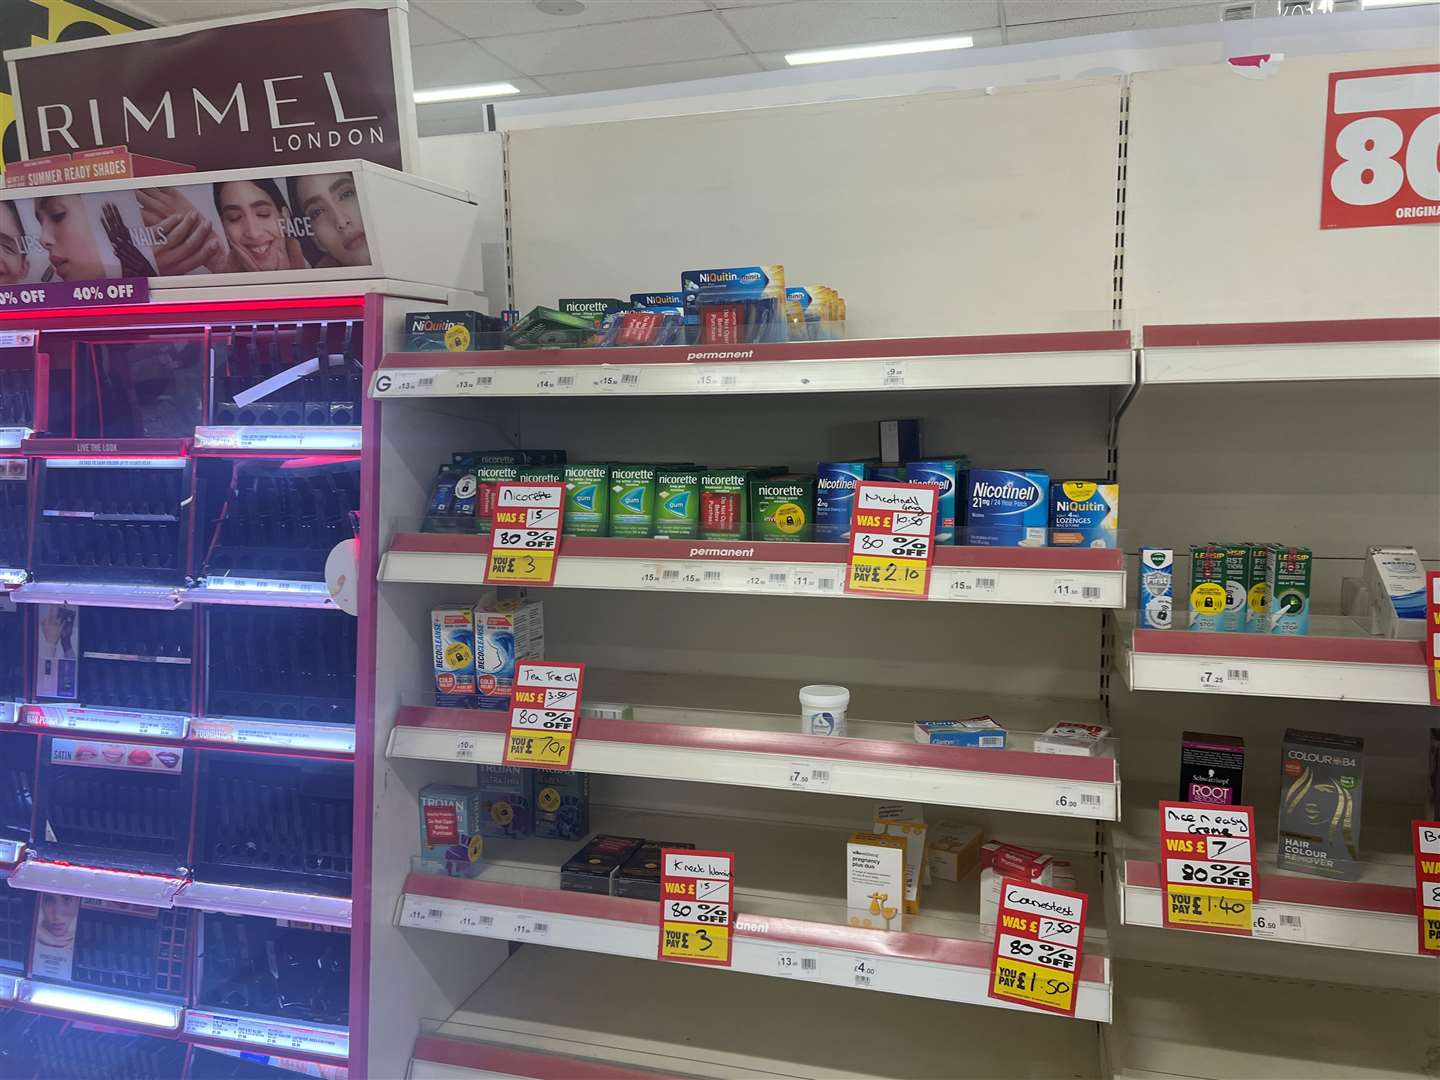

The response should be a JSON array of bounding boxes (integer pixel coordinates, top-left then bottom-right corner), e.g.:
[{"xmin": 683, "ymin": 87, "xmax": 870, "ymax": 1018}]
[
  {"xmin": 927, "ymin": 821, "xmax": 983, "ymax": 882},
  {"xmin": 980, "ymin": 842, "xmax": 1054, "ymax": 928},
  {"xmin": 1279, "ymin": 729, "xmax": 1364, "ymax": 880},
  {"xmin": 914, "ymin": 717, "xmax": 1006, "ymax": 748},
  {"xmin": 903, "ymin": 460, "xmax": 960, "ymax": 544},
  {"xmin": 609, "ymin": 465, "xmax": 657, "ymax": 538},
  {"xmin": 681, "ymin": 265, "xmax": 786, "ymax": 345},
  {"xmin": 963, "ymin": 468, "xmax": 1050, "ymax": 547},
  {"xmin": 654, "ymin": 469, "xmax": 702, "ymax": 540},
  {"xmin": 475, "ymin": 765, "xmax": 534, "ymax": 839},
  {"xmin": 1266, "ymin": 545, "xmax": 1312, "ymax": 635},
  {"xmin": 816, "ymin": 462, "xmax": 865, "ymax": 544},
  {"xmin": 418, "ymin": 784, "xmax": 484, "ymax": 865},
  {"xmin": 846, "ymin": 832, "xmax": 908, "ymax": 931},
  {"xmin": 474, "ymin": 597, "xmax": 544, "ymax": 710},
  {"xmin": 564, "ymin": 464, "xmax": 610, "ymax": 537},
  {"xmin": 432, "ymin": 607, "xmax": 478, "ymax": 706},
  {"xmin": 1179, "ymin": 731, "xmax": 1245, "ymax": 805},
  {"xmin": 1364, "ymin": 545, "xmax": 1426, "ymax": 641},
  {"xmin": 750, "ymin": 475, "xmax": 815, "ymax": 542},
  {"xmin": 533, "ymin": 771, "xmax": 590, "ymax": 841},
  {"xmin": 1139, "ymin": 548, "xmax": 1174, "ymax": 630},
  {"xmin": 1188, "ymin": 544, "xmax": 1227, "ymax": 631},
  {"xmin": 1050, "ymin": 480, "xmax": 1119, "ymax": 549}
]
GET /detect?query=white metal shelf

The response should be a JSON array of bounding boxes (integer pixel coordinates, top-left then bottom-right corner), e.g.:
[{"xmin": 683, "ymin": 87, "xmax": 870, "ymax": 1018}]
[
  {"xmin": 389, "ymin": 683, "xmax": 1118, "ymax": 820},
  {"xmin": 397, "ymin": 804, "xmax": 1110, "ymax": 1022},
  {"xmin": 372, "ymin": 330, "xmax": 1134, "ymax": 400},
  {"xmin": 382, "ymin": 534, "xmax": 1126, "ymax": 609},
  {"xmin": 411, "ymin": 948, "xmax": 1106, "ymax": 1080},
  {"xmin": 1117, "ymin": 614, "xmax": 1431, "ymax": 706}
]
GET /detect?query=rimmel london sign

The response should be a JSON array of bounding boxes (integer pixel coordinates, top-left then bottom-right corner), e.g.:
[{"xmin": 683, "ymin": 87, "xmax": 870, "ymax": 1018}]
[{"xmin": 3, "ymin": 1, "xmax": 417, "ymax": 173}]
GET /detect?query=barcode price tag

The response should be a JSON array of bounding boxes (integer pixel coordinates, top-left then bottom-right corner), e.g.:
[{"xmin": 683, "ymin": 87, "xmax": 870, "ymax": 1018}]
[
  {"xmin": 457, "ymin": 909, "xmax": 495, "ymax": 933},
  {"xmin": 880, "ymin": 363, "xmax": 905, "ymax": 387},
  {"xmin": 776, "ymin": 951, "xmax": 820, "ymax": 977},
  {"xmin": 485, "ymin": 483, "xmax": 564, "ymax": 586},
  {"xmin": 534, "ymin": 370, "xmax": 575, "ymax": 392},
  {"xmin": 852, "ymin": 958, "xmax": 877, "ymax": 988},
  {"xmin": 1160, "ymin": 801, "xmax": 1257, "ymax": 936},
  {"xmin": 512, "ymin": 914, "xmax": 549, "ymax": 939},
  {"xmin": 948, "ymin": 571, "xmax": 998, "ymax": 599},
  {"xmin": 787, "ymin": 762, "xmax": 832, "ymax": 792},
  {"xmin": 1054, "ymin": 791, "xmax": 1103, "ymax": 812},
  {"xmin": 1053, "ymin": 578, "xmax": 1103, "ymax": 604},
  {"xmin": 449, "ymin": 369, "xmax": 493, "ymax": 395},
  {"xmin": 988, "ymin": 880, "xmax": 1087, "ymax": 1017},
  {"xmin": 1412, "ymin": 820, "xmax": 1440, "ymax": 956},
  {"xmin": 593, "ymin": 369, "xmax": 642, "ymax": 391},
  {"xmin": 846, "ymin": 482, "xmax": 937, "ymax": 600},
  {"xmin": 455, "ymin": 735, "xmax": 478, "ymax": 760},
  {"xmin": 695, "ymin": 369, "xmax": 739, "ymax": 390},
  {"xmin": 402, "ymin": 898, "xmax": 446, "ymax": 929},
  {"xmin": 1252, "ymin": 909, "xmax": 1305, "ymax": 941},
  {"xmin": 659, "ymin": 849, "xmax": 734, "ymax": 966},
  {"xmin": 503, "ymin": 662, "xmax": 584, "ymax": 770}
]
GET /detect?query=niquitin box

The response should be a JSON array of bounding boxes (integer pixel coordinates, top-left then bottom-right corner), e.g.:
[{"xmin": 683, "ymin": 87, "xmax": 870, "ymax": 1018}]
[
  {"xmin": 418, "ymin": 784, "xmax": 484, "ymax": 863},
  {"xmin": 609, "ymin": 465, "xmax": 657, "ymax": 538},
  {"xmin": 903, "ymin": 460, "xmax": 960, "ymax": 544},
  {"xmin": 654, "ymin": 469, "xmax": 701, "ymax": 539},
  {"xmin": 533, "ymin": 770, "xmax": 590, "ymax": 841},
  {"xmin": 1139, "ymin": 548, "xmax": 1174, "ymax": 630},
  {"xmin": 1279, "ymin": 729, "xmax": 1364, "ymax": 880},
  {"xmin": 816, "ymin": 462, "xmax": 865, "ymax": 543},
  {"xmin": 564, "ymin": 464, "xmax": 610, "ymax": 537},
  {"xmin": 963, "ymin": 468, "xmax": 1050, "ymax": 547},
  {"xmin": 615, "ymin": 840, "xmax": 695, "ymax": 901},
  {"xmin": 914, "ymin": 717, "xmax": 1006, "ymax": 748},
  {"xmin": 1179, "ymin": 731, "xmax": 1245, "ymax": 805},
  {"xmin": 475, "ymin": 765, "xmax": 534, "ymax": 839},
  {"xmin": 1188, "ymin": 544, "xmax": 1227, "ymax": 631},
  {"xmin": 404, "ymin": 310, "xmax": 501, "ymax": 352},
  {"xmin": 1266, "ymin": 545, "xmax": 1312, "ymax": 636},
  {"xmin": 750, "ymin": 475, "xmax": 815, "ymax": 541},
  {"xmin": 1050, "ymin": 480, "xmax": 1119, "ymax": 549},
  {"xmin": 561, "ymin": 834, "xmax": 644, "ymax": 896}
]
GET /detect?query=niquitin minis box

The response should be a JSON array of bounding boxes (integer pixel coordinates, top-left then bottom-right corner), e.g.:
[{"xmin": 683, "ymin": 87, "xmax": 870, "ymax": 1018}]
[
  {"xmin": 1179, "ymin": 731, "xmax": 1245, "ymax": 805},
  {"xmin": 1279, "ymin": 729, "xmax": 1363, "ymax": 880},
  {"xmin": 750, "ymin": 475, "xmax": 815, "ymax": 541}
]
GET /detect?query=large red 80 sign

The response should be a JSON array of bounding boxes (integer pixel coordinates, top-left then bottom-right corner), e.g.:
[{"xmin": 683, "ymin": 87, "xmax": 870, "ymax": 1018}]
[{"xmin": 1321, "ymin": 65, "xmax": 1440, "ymax": 230}]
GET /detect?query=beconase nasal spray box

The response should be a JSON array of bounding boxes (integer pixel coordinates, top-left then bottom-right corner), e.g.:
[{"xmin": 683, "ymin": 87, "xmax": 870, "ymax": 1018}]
[{"xmin": 1279, "ymin": 729, "xmax": 1364, "ymax": 880}]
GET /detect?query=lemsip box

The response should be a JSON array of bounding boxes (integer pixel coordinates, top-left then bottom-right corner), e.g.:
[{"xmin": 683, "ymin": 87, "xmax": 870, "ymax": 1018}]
[
  {"xmin": 1266, "ymin": 545, "xmax": 1312, "ymax": 635},
  {"xmin": 963, "ymin": 469, "xmax": 1050, "ymax": 547},
  {"xmin": 1049, "ymin": 481, "xmax": 1119, "ymax": 548},
  {"xmin": 1279, "ymin": 729, "xmax": 1364, "ymax": 880}
]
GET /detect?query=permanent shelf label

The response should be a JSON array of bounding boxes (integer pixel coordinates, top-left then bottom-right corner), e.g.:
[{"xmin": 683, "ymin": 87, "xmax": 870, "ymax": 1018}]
[
  {"xmin": 845, "ymin": 481, "xmax": 936, "ymax": 600},
  {"xmin": 988, "ymin": 879, "xmax": 1087, "ymax": 1017},
  {"xmin": 1413, "ymin": 820, "xmax": 1440, "ymax": 956},
  {"xmin": 1159, "ymin": 801, "xmax": 1256, "ymax": 936},
  {"xmin": 503, "ymin": 662, "xmax": 584, "ymax": 769},
  {"xmin": 659, "ymin": 849, "xmax": 733, "ymax": 966},
  {"xmin": 485, "ymin": 483, "xmax": 564, "ymax": 586}
]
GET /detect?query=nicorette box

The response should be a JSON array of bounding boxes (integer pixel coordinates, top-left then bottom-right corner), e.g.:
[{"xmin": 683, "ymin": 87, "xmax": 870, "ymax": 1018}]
[
  {"xmin": 654, "ymin": 469, "xmax": 702, "ymax": 540},
  {"xmin": 475, "ymin": 765, "xmax": 534, "ymax": 839},
  {"xmin": 1179, "ymin": 731, "xmax": 1245, "ymax": 805},
  {"xmin": 963, "ymin": 468, "xmax": 1049, "ymax": 547},
  {"xmin": 564, "ymin": 464, "xmax": 610, "ymax": 537},
  {"xmin": 557, "ymin": 298, "xmax": 630, "ymax": 325},
  {"xmin": 1279, "ymin": 729, "xmax": 1364, "ymax": 880},
  {"xmin": 816, "ymin": 462, "xmax": 866, "ymax": 543},
  {"xmin": 610, "ymin": 465, "xmax": 657, "ymax": 538},
  {"xmin": 980, "ymin": 842, "xmax": 1054, "ymax": 927},
  {"xmin": 914, "ymin": 717, "xmax": 1006, "ymax": 748},
  {"xmin": 698, "ymin": 467, "xmax": 783, "ymax": 540},
  {"xmin": 1050, "ymin": 480, "xmax": 1119, "ymax": 548},
  {"xmin": 1139, "ymin": 548, "xmax": 1174, "ymax": 630},
  {"xmin": 615, "ymin": 840, "xmax": 696, "ymax": 901},
  {"xmin": 1364, "ymin": 546, "xmax": 1426, "ymax": 641},
  {"xmin": 903, "ymin": 460, "xmax": 960, "ymax": 544},
  {"xmin": 533, "ymin": 771, "xmax": 590, "ymax": 841},
  {"xmin": 750, "ymin": 475, "xmax": 815, "ymax": 542},
  {"xmin": 474, "ymin": 597, "xmax": 544, "ymax": 710},
  {"xmin": 561, "ymin": 834, "xmax": 644, "ymax": 896}
]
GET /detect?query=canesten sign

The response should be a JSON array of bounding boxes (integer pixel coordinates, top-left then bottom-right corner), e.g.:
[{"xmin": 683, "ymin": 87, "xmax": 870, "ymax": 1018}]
[{"xmin": 4, "ymin": 1, "xmax": 414, "ymax": 173}]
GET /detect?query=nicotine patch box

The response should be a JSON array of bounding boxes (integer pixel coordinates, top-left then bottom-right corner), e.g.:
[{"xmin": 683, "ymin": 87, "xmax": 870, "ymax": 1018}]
[
  {"xmin": 1179, "ymin": 731, "xmax": 1245, "ymax": 806},
  {"xmin": 846, "ymin": 832, "xmax": 907, "ymax": 931},
  {"xmin": 1279, "ymin": 729, "xmax": 1364, "ymax": 880}
]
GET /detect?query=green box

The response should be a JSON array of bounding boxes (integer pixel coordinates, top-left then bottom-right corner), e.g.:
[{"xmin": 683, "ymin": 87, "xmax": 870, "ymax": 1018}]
[
  {"xmin": 654, "ymin": 469, "xmax": 701, "ymax": 539},
  {"xmin": 750, "ymin": 475, "xmax": 816, "ymax": 542},
  {"xmin": 518, "ymin": 464, "xmax": 566, "ymax": 483},
  {"xmin": 1188, "ymin": 544, "xmax": 1226, "ymax": 631},
  {"xmin": 609, "ymin": 465, "xmax": 657, "ymax": 538},
  {"xmin": 1244, "ymin": 543, "xmax": 1273, "ymax": 633},
  {"xmin": 476, "ymin": 464, "xmax": 519, "ymax": 534},
  {"xmin": 1266, "ymin": 545, "xmax": 1312, "ymax": 635},
  {"xmin": 557, "ymin": 298, "xmax": 629, "ymax": 325},
  {"xmin": 700, "ymin": 466, "xmax": 785, "ymax": 540},
  {"xmin": 1216, "ymin": 542, "xmax": 1250, "ymax": 633},
  {"xmin": 564, "ymin": 464, "xmax": 610, "ymax": 537}
]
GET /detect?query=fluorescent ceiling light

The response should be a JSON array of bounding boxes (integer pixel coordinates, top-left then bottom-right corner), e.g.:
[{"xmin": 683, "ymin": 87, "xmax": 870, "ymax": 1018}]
[
  {"xmin": 414, "ymin": 82, "xmax": 521, "ymax": 104},
  {"xmin": 785, "ymin": 34, "xmax": 974, "ymax": 66}
]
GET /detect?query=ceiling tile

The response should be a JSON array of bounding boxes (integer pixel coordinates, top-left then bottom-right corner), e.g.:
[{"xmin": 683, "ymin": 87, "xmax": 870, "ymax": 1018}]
[
  {"xmin": 1002, "ymin": 0, "xmax": 1203, "ymax": 24},
  {"xmin": 718, "ymin": 0, "xmax": 999, "ymax": 53},
  {"xmin": 482, "ymin": 11, "xmax": 740, "ymax": 75},
  {"xmin": 417, "ymin": 0, "xmax": 709, "ymax": 38},
  {"xmin": 410, "ymin": 40, "xmax": 522, "ymax": 88},
  {"xmin": 1005, "ymin": 2, "xmax": 1220, "ymax": 40},
  {"xmin": 535, "ymin": 54, "xmax": 763, "ymax": 95},
  {"xmin": 407, "ymin": 6, "xmax": 464, "ymax": 46}
]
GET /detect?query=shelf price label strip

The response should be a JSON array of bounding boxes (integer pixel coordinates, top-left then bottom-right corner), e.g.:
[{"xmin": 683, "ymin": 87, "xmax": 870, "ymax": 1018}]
[
  {"xmin": 485, "ymin": 483, "xmax": 565, "ymax": 586},
  {"xmin": 1159, "ymin": 801, "xmax": 1257, "ymax": 936},
  {"xmin": 503, "ymin": 662, "xmax": 585, "ymax": 769},
  {"xmin": 987, "ymin": 878, "xmax": 1088, "ymax": 1017},
  {"xmin": 1414, "ymin": 820, "xmax": 1440, "ymax": 956},
  {"xmin": 845, "ymin": 481, "xmax": 937, "ymax": 600},
  {"xmin": 659, "ymin": 849, "xmax": 734, "ymax": 966}
]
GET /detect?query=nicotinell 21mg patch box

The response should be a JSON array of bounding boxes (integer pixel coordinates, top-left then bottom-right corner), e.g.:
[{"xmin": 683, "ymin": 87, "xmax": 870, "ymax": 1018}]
[
  {"xmin": 816, "ymin": 462, "xmax": 865, "ymax": 544},
  {"xmin": 1139, "ymin": 548, "xmax": 1174, "ymax": 630},
  {"xmin": 1049, "ymin": 480, "xmax": 1118, "ymax": 549},
  {"xmin": 963, "ymin": 468, "xmax": 1049, "ymax": 547},
  {"xmin": 1279, "ymin": 729, "xmax": 1364, "ymax": 880}
]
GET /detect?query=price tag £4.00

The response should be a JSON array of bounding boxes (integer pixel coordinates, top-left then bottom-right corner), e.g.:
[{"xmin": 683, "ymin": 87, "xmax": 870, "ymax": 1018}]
[
  {"xmin": 845, "ymin": 481, "xmax": 937, "ymax": 600},
  {"xmin": 659, "ymin": 849, "xmax": 734, "ymax": 966},
  {"xmin": 1159, "ymin": 801, "xmax": 1257, "ymax": 936},
  {"xmin": 988, "ymin": 879, "xmax": 1088, "ymax": 1018},
  {"xmin": 503, "ymin": 662, "xmax": 585, "ymax": 770},
  {"xmin": 485, "ymin": 483, "xmax": 564, "ymax": 586},
  {"xmin": 1412, "ymin": 820, "xmax": 1440, "ymax": 956}
]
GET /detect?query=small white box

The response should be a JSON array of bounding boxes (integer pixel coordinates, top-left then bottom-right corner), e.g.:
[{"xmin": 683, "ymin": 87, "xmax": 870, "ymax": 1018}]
[
  {"xmin": 1034, "ymin": 722, "xmax": 1111, "ymax": 757},
  {"xmin": 927, "ymin": 821, "xmax": 983, "ymax": 882},
  {"xmin": 846, "ymin": 832, "xmax": 907, "ymax": 932},
  {"xmin": 1364, "ymin": 546, "xmax": 1426, "ymax": 641}
]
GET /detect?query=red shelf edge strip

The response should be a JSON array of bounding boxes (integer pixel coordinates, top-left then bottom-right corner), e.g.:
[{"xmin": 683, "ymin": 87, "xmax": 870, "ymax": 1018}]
[
  {"xmin": 1131, "ymin": 628, "xmax": 1425, "ymax": 667},
  {"xmin": 1143, "ymin": 317, "xmax": 1440, "ymax": 348}
]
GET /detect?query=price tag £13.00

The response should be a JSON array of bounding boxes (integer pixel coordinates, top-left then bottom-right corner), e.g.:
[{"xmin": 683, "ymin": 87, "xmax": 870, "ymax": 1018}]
[
  {"xmin": 485, "ymin": 483, "xmax": 564, "ymax": 586},
  {"xmin": 845, "ymin": 481, "xmax": 937, "ymax": 600},
  {"xmin": 503, "ymin": 662, "xmax": 585, "ymax": 770},
  {"xmin": 658, "ymin": 849, "xmax": 734, "ymax": 967},
  {"xmin": 987, "ymin": 879, "xmax": 1088, "ymax": 1018},
  {"xmin": 1159, "ymin": 801, "xmax": 1257, "ymax": 936}
]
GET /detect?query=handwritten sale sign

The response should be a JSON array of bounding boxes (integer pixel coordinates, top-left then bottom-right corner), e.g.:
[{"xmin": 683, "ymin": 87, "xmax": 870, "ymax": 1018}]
[
  {"xmin": 659, "ymin": 849, "xmax": 734, "ymax": 966},
  {"xmin": 1413, "ymin": 820, "xmax": 1440, "ymax": 956},
  {"xmin": 486, "ymin": 483, "xmax": 564, "ymax": 586},
  {"xmin": 1160, "ymin": 802, "xmax": 1257, "ymax": 935},
  {"xmin": 502, "ymin": 662, "xmax": 584, "ymax": 769},
  {"xmin": 845, "ymin": 481, "xmax": 937, "ymax": 600},
  {"xmin": 988, "ymin": 879, "xmax": 1087, "ymax": 1017}
]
